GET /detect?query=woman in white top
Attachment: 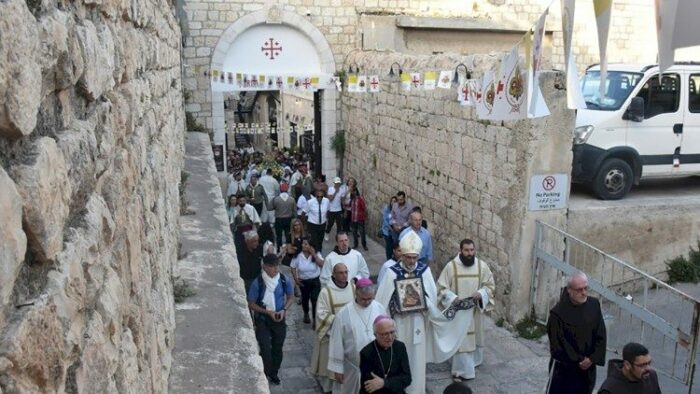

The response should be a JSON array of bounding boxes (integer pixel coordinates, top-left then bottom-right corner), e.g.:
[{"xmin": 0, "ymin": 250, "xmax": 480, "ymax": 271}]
[{"xmin": 290, "ymin": 238, "xmax": 324, "ymax": 325}]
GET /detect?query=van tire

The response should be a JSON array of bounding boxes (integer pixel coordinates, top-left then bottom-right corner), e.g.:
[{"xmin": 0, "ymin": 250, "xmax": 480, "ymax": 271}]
[{"xmin": 593, "ymin": 158, "xmax": 633, "ymax": 200}]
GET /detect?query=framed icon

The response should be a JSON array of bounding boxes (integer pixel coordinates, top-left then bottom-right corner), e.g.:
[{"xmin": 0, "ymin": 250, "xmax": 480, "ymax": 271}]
[{"xmin": 394, "ymin": 277, "xmax": 427, "ymax": 314}]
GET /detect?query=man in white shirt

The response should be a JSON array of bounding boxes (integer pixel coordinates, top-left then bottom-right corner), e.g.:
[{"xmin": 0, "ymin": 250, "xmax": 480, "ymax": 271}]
[
  {"xmin": 320, "ymin": 232, "xmax": 370, "ymax": 288},
  {"xmin": 305, "ymin": 188, "xmax": 330, "ymax": 254},
  {"xmin": 226, "ymin": 171, "xmax": 248, "ymax": 198},
  {"xmin": 325, "ymin": 177, "xmax": 347, "ymax": 239},
  {"xmin": 328, "ymin": 278, "xmax": 386, "ymax": 394},
  {"xmin": 230, "ymin": 194, "xmax": 262, "ymax": 252},
  {"xmin": 258, "ymin": 169, "xmax": 281, "ymax": 224}
]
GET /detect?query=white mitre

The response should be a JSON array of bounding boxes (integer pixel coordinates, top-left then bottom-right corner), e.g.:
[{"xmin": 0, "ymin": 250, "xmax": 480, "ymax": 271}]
[{"xmin": 399, "ymin": 230, "xmax": 423, "ymax": 255}]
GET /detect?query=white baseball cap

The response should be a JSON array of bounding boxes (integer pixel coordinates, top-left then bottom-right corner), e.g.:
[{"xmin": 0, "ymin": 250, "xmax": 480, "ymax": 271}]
[{"xmin": 333, "ymin": 177, "xmax": 341, "ymax": 183}]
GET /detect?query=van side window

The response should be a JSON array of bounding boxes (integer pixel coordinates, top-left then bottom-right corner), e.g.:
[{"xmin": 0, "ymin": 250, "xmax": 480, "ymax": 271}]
[
  {"xmin": 690, "ymin": 74, "xmax": 700, "ymax": 113},
  {"xmin": 634, "ymin": 73, "xmax": 680, "ymax": 118}
]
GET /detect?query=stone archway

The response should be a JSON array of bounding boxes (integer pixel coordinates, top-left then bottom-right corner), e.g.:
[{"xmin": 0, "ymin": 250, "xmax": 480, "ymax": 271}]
[{"xmin": 210, "ymin": 5, "xmax": 338, "ymax": 178}]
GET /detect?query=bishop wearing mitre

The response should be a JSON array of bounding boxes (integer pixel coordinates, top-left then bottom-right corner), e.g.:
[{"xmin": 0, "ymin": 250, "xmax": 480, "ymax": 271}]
[{"xmin": 374, "ymin": 231, "xmax": 475, "ymax": 394}]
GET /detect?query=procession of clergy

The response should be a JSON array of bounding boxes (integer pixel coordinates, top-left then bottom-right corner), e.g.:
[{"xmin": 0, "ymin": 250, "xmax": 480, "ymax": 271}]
[{"xmin": 306, "ymin": 230, "xmax": 495, "ymax": 394}]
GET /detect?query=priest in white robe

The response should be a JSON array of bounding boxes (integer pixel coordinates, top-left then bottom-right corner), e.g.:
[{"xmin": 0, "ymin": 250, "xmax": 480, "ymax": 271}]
[
  {"xmin": 436, "ymin": 239, "xmax": 495, "ymax": 381},
  {"xmin": 328, "ymin": 278, "xmax": 387, "ymax": 394},
  {"xmin": 320, "ymin": 232, "xmax": 369, "ymax": 287},
  {"xmin": 311, "ymin": 263, "xmax": 356, "ymax": 392},
  {"xmin": 374, "ymin": 231, "xmax": 475, "ymax": 394}
]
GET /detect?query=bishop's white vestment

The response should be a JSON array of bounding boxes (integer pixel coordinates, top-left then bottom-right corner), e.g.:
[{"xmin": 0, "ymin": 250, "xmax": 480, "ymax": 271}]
[
  {"xmin": 374, "ymin": 262, "xmax": 474, "ymax": 394},
  {"xmin": 327, "ymin": 300, "xmax": 386, "ymax": 394},
  {"xmin": 310, "ymin": 280, "xmax": 355, "ymax": 392},
  {"xmin": 436, "ymin": 256, "xmax": 495, "ymax": 379}
]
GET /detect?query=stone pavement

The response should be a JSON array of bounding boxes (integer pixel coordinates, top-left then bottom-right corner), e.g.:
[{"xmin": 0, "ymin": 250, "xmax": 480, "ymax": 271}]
[{"xmin": 272, "ymin": 234, "xmax": 551, "ymax": 394}]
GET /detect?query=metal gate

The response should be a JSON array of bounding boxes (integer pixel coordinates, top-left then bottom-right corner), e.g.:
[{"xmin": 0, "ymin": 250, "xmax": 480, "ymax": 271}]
[{"xmin": 529, "ymin": 220, "xmax": 700, "ymax": 393}]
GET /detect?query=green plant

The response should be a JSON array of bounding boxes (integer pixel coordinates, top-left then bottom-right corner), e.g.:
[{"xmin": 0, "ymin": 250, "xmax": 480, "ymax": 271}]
[
  {"xmin": 179, "ymin": 171, "xmax": 191, "ymax": 215},
  {"xmin": 515, "ymin": 317, "xmax": 546, "ymax": 340},
  {"xmin": 496, "ymin": 317, "xmax": 505, "ymax": 328},
  {"xmin": 665, "ymin": 241, "xmax": 700, "ymax": 284},
  {"xmin": 173, "ymin": 277, "xmax": 196, "ymax": 303},
  {"xmin": 330, "ymin": 131, "xmax": 346, "ymax": 157},
  {"xmin": 186, "ymin": 112, "xmax": 207, "ymax": 133}
]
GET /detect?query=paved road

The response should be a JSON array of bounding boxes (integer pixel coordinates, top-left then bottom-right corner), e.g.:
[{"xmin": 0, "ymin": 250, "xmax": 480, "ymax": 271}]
[
  {"xmin": 570, "ymin": 176, "xmax": 700, "ymax": 208},
  {"xmin": 271, "ymin": 234, "xmax": 551, "ymax": 394}
]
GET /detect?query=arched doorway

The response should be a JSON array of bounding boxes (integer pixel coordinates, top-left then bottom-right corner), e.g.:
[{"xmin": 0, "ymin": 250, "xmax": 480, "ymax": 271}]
[{"xmin": 210, "ymin": 6, "xmax": 338, "ymax": 178}]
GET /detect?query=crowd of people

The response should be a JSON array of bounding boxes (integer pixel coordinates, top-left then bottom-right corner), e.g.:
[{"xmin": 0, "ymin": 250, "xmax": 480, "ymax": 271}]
[{"xmin": 227, "ymin": 148, "xmax": 663, "ymax": 394}]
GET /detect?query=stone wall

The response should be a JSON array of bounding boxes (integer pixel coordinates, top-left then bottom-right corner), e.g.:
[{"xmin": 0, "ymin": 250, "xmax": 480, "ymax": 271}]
[
  {"xmin": 341, "ymin": 51, "xmax": 574, "ymax": 321},
  {"xmin": 0, "ymin": 0, "xmax": 184, "ymax": 390},
  {"xmin": 178, "ymin": 0, "xmax": 657, "ymax": 132}
]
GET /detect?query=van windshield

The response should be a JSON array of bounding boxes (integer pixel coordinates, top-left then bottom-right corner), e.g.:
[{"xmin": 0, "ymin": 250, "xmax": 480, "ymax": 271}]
[{"xmin": 580, "ymin": 71, "xmax": 643, "ymax": 110}]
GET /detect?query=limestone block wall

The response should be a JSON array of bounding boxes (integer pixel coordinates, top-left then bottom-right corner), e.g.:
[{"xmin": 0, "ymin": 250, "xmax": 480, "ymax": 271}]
[
  {"xmin": 179, "ymin": 0, "xmax": 657, "ymax": 131},
  {"xmin": 0, "ymin": 0, "xmax": 184, "ymax": 390},
  {"xmin": 341, "ymin": 51, "xmax": 574, "ymax": 321}
]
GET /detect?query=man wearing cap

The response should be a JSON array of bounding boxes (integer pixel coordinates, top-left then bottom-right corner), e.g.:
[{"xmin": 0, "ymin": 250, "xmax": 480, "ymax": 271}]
[
  {"xmin": 312, "ymin": 263, "xmax": 356, "ymax": 393},
  {"xmin": 328, "ymin": 278, "xmax": 387, "ymax": 394},
  {"xmin": 436, "ymin": 239, "xmax": 495, "ymax": 382},
  {"xmin": 359, "ymin": 316, "xmax": 412, "ymax": 394},
  {"xmin": 326, "ymin": 177, "xmax": 347, "ymax": 238},
  {"xmin": 271, "ymin": 182, "xmax": 296, "ymax": 250},
  {"xmin": 375, "ymin": 231, "xmax": 474, "ymax": 394},
  {"xmin": 246, "ymin": 173, "xmax": 268, "ymax": 216},
  {"xmin": 320, "ymin": 232, "xmax": 370, "ymax": 288},
  {"xmin": 247, "ymin": 254, "xmax": 294, "ymax": 385}
]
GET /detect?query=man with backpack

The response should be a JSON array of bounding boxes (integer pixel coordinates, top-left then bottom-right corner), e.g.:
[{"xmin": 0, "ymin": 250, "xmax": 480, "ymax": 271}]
[{"xmin": 247, "ymin": 254, "xmax": 294, "ymax": 385}]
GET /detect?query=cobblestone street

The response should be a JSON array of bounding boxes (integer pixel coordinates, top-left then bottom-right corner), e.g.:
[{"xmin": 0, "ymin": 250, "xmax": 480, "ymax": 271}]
[{"xmin": 271, "ymin": 236, "xmax": 551, "ymax": 394}]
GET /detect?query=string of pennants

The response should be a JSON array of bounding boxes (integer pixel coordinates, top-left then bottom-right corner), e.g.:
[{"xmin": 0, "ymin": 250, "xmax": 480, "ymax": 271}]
[
  {"xmin": 225, "ymin": 123, "xmax": 313, "ymax": 134},
  {"xmin": 210, "ymin": 70, "xmax": 338, "ymax": 92}
]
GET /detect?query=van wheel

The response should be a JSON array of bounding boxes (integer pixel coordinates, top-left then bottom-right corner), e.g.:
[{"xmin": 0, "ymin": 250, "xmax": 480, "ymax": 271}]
[{"xmin": 593, "ymin": 158, "xmax": 633, "ymax": 200}]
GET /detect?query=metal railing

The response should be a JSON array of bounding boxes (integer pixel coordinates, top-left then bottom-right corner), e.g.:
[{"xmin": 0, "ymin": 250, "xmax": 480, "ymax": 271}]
[{"xmin": 530, "ymin": 220, "xmax": 700, "ymax": 392}]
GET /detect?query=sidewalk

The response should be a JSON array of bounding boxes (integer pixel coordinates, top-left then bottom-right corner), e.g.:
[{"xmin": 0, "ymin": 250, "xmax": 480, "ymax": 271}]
[{"xmin": 272, "ymin": 233, "xmax": 551, "ymax": 394}]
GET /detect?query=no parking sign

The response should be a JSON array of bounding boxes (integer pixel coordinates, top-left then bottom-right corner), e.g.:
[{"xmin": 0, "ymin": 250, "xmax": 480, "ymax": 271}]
[{"xmin": 528, "ymin": 174, "xmax": 568, "ymax": 211}]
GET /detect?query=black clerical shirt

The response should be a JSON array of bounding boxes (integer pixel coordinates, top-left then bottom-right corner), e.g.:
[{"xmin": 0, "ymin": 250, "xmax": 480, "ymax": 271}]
[{"xmin": 359, "ymin": 339, "xmax": 411, "ymax": 394}]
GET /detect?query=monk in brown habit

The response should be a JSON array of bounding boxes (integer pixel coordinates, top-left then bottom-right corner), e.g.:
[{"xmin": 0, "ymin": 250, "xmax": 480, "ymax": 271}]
[{"xmin": 547, "ymin": 271, "xmax": 607, "ymax": 394}]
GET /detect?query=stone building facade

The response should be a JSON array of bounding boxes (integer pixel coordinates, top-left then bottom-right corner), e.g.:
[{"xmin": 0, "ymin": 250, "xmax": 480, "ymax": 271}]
[
  {"xmin": 179, "ymin": 0, "xmax": 659, "ymax": 139},
  {"xmin": 0, "ymin": 0, "xmax": 184, "ymax": 390},
  {"xmin": 341, "ymin": 51, "xmax": 574, "ymax": 321}
]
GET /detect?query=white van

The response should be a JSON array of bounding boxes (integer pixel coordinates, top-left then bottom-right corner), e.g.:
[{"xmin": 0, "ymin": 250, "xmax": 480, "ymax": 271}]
[{"xmin": 572, "ymin": 63, "xmax": 700, "ymax": 199}]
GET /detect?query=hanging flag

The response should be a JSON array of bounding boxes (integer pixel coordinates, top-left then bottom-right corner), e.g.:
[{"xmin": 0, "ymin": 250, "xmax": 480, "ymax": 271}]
[
  {"xmin": 331, "ymin": 76, "xmax": 342, "ymax": 92},
  {"xmin": 300, "ymin": 77, "xmax": 312, "ymax": 90},
  {"xmin": 593, "ymin": 0, "xmax": 613, "ymax": 98},
  {"xmin": 275, "ymin": 76, "xmax": 284, "ymax": 90},
  {"xmin": 424, "ymin": 71, "xmax": 437, "ymax": 90},
  {"xmin": 410, "ymin": 73, "xmax": 422, "ymax": 89},
  {"xmin": 400, "ymin": 72, "xmax": 412, "ymax": 91},
  {"xmin": 561, "ymin": 0, "xmax": 586, "ymax": 109},
  {"xmin": 492, "ymin": 47, "xmax": 528, "ymax": 120},
  {"xmin": 357, "ymin": 75, "xmax": 368, "ymax": 92},
  {"xmin": 311, "ymin": 76, "xmax": 320, "ymax": 90},
  {"xmin": 528, "ymin": 9, "xmax": 551, "ymax": 118},
  {"xmin": 211, "ymin": 70, "xmax": 220, "ymax": 83},
  {"xmin": 286, "ymin": 76, "xmax": 295, "ymax": 90},
  {"xmin": 437, "ymin": 70, "xmax": 454, "ymax": 89},
  {"xmin": 458, "ymin": 79, "xmax": 473, "ymax": 106},
  {"xmin": 656, "ymin": 0, "xmax": 700, "ymax": 73},
  {"xmin": 368, "ymin": 75, "xmax": 380, "ymax": 92},
  {"xmin": 469, "ymin": 79, "xmax": 482, "ymax": 107},
  {"xmin": 476, "ymin": 70, "xmax": 496, "ymax": 120},
  {"xmin": 347, "ymin": 74, "xmax": 358, "ymax": 92},
  {"xmin": 236, "ymin": 73, "xmax": 243, "ymax": 87}
]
